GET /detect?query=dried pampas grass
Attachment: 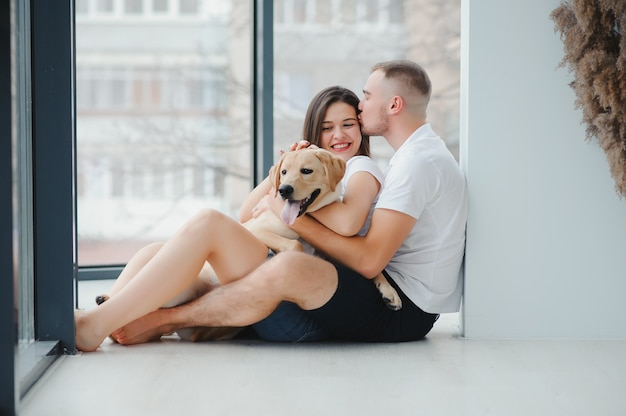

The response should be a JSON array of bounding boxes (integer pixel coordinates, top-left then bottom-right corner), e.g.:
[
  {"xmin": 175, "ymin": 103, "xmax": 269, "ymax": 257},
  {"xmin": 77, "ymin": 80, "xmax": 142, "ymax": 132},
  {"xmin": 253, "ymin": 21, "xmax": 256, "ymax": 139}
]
[{"xmin": 551, "ymin": 0, "xmax": 626, "ymax": 197}]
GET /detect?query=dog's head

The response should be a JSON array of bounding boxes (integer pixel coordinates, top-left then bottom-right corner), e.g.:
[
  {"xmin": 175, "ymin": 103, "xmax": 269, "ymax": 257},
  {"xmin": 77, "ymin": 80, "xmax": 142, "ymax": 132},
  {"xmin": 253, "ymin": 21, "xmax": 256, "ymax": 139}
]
[{"xmin": 269, "ymin": 148, "xmax": 346, "ymax": 225}]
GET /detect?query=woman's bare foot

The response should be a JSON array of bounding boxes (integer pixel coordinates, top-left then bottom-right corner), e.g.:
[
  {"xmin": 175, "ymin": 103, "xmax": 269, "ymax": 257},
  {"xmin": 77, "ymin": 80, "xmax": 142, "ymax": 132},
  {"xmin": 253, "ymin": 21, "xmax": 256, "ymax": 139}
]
[
  {"xmin": 74, "ymin": 309, "xmax": 106, "ymax": 352},
  {"xmin": 92, "ymin": 294, "xmax": 119, "ymax": 344}
]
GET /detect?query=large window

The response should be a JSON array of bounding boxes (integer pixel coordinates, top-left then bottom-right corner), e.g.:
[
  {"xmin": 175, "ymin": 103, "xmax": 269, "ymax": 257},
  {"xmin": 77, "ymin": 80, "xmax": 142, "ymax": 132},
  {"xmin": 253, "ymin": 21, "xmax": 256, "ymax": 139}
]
[
  {"xmin": 75, "ymin": 1, "xmax": 252, "ymax": 266},
  {"xmin": 75, "ymin": 0, "xmax": 460, "ymax": 269}
]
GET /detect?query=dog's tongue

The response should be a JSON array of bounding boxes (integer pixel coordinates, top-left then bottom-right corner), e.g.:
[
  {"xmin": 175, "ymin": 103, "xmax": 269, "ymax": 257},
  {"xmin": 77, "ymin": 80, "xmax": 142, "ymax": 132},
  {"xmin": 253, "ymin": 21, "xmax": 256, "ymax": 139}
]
[{"xmin": 281, "ymin": 200, "xmax": 301, "ymax": 225}]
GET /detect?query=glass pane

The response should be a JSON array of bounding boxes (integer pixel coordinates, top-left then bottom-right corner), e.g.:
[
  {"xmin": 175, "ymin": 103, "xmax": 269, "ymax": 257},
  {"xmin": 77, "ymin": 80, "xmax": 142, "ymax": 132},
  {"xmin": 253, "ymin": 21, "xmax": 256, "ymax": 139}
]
[
  {"xmin": 12, "ymin": 0, "xmax": 35, "ymax": 346},
  {"xmin": 273, "ymin": 0, "xmax": 460, "ymax": 165},
  {"xmin": 76, "ymin": 1, "xmax": 252, "ymax": 266},
  {"xmin": 152, "ymin": 0, "xmax": 169, "ymax": 13},
  {"xmin": 124, "ymin": 0, "xmax": 143, "ymax": 14},
  {"xmin": 179, "ymin": 0, "xmax": 200, "ymax": 15},
  {"xmin": 96, "ymin": 0, "xmax": 114, "ymax": 13}
]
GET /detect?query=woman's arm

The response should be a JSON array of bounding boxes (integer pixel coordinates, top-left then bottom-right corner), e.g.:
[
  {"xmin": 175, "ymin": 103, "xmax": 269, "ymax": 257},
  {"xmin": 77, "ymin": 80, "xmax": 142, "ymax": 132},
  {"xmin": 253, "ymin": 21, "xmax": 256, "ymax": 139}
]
[
  {"xmin": 239, "ymin": 177, "xmax": 272, "ymax": 223},
  {"xmin": 308, "ymin": 171, "xmax": 380, "ymax": 236}
]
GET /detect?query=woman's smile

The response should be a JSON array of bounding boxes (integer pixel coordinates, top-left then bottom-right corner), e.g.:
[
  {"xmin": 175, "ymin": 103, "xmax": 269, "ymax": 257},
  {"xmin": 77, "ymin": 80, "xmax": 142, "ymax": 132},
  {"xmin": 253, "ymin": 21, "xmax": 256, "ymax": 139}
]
[{"xmin": 331, "ymin": 142, "xmax": 352, "ymax": 153}]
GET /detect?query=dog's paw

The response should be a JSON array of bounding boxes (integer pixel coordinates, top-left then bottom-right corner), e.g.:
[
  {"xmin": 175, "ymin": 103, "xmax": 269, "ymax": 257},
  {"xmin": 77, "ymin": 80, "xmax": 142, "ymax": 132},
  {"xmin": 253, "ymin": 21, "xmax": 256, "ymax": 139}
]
[
  {"xmin": 373, "ymin": 275, "xmax": 403, "ymax": 311},
  {"xmin": 95, "ymin": 294, "xmax": 110, "ymax": 305},
  {"xmin": 375, "ymin": 281, "xmax": 402, "ymax": 311},
  {"xmin": 383, "ymin": 294, "xmax": 403, "ymax": 311}
]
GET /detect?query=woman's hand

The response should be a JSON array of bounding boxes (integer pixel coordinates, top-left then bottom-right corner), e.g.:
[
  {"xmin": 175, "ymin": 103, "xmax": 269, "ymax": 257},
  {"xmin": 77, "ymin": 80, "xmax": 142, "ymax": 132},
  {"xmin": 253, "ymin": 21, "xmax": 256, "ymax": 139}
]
[
  {"xmin": 251, "ymin": 190, "xmax": 285, "ymax": 220},
  {"xmin": 282, "ymin": 140, "xmax": 319, "ymax": 155},
  {"xmin": 251, "ymin": 191, "xmax": 272, "ymax": 218},
  {"xmin": 290, "ymin": 140, "xmax": 311, "ymax": 151}
]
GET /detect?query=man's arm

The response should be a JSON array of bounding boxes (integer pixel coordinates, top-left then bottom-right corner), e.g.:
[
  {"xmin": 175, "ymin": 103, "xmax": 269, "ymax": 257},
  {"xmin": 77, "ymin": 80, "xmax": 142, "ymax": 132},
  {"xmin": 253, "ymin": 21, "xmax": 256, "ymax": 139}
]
[{"xmin": 291, "ymin": 206, "xmax": 416, "ymax": 278}]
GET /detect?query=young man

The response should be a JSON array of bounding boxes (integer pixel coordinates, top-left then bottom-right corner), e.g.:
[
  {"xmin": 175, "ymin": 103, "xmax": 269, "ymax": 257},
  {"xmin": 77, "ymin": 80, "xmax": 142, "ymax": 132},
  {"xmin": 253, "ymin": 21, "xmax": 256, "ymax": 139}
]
[{"xmin": 112, "ymin": 60, "xmax": 468, "ymax": 344}]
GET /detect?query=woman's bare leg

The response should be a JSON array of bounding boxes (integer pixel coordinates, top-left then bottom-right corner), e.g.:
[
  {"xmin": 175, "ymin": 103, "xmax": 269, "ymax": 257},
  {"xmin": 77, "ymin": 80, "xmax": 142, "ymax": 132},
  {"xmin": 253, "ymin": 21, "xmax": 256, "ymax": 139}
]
[
  {"xmin": 106, "ymin": 242, "xmax": 165, "ymax": 298},
  {"xmin": 94, "ymin": 242, "xmax": 218, "ymax": 344},
  {"xmin": 98, "ymin": 242, "xmax": 217, "ymax": 308},
  {"xmin": 75, "ymin": 209, "xmax": 269, "ymax": 352}
]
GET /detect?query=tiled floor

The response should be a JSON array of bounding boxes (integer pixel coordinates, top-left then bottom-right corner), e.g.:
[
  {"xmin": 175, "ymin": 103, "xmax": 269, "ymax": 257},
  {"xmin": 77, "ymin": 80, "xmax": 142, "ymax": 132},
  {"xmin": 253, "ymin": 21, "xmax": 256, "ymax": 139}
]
[{"xmin": 18, "ymin": 280, "xmax": 626, "ymax": 416}]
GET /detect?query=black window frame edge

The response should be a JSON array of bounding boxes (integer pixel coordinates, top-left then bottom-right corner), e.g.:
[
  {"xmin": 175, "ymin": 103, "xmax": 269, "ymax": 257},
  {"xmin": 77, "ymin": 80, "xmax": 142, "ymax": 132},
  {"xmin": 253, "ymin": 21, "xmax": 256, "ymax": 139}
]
[
  {"xmin": 252, "ymin": 0, "xmax": 274, "ymax": 186},
  {"xmin": 1, "ymin": 1, "xmax": 16, "ymax": 413},
  {"xmin": 31, "ymin": 0, "xmax": 76, "ymax": 352},
  {"xmin": 1, "ymin": 0, "xmax": 76, "ymax": 414}
]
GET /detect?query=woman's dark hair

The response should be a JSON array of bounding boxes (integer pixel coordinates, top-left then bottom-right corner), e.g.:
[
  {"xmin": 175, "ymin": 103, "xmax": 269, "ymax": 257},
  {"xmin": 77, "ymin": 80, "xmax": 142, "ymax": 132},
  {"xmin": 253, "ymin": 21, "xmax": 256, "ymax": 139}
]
[{"xmin": 301, "ymin": 86, "xmax": 370, "ymax": 156}]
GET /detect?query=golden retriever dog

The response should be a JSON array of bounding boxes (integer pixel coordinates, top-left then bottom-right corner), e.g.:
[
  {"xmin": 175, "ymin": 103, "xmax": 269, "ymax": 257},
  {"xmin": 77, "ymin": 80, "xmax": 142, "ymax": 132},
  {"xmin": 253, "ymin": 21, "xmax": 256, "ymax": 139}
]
[{"xmin": 97, "ymin": 148, "xmax": 401, "ymax": 342}]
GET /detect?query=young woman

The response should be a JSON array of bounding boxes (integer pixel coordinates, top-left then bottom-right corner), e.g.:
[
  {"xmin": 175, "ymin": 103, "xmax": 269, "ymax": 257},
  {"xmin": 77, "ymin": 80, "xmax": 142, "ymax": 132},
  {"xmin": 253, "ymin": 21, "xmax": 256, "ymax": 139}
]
[
  {"xmin": 75, "ymin": 86, "xmax": 384, "ymax": 351},
  {"xmin": 244, "ymin": 86, "xmax": 386, "ymax": 342}
]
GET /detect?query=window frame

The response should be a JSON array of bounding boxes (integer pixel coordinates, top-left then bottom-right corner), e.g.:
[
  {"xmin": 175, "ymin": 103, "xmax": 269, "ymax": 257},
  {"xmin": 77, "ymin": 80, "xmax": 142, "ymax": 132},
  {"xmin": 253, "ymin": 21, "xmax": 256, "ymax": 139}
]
[
  {"xmin": 30, "ymin": 0, "xmax": 77, "ymax": 350},
  {"xmin": 2, "ymin": 0, "xmax": 77, "ymax": 414},
  {"xmin": 1, "ymin": 2, "xmax": 16, "ymax": 412}
]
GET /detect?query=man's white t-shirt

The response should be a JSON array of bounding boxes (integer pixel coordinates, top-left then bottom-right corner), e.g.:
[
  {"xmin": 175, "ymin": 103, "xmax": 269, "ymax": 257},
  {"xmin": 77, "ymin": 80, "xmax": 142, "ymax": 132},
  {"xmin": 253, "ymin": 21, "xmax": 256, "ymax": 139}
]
[{"xmin": 375, "ymin": 124, "xmax": 468, "ymax": 313}]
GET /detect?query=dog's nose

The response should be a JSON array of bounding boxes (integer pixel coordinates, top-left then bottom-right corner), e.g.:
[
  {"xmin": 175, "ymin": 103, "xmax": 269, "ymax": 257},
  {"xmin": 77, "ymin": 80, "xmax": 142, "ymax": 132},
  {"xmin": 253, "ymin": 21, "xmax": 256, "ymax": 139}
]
[{"xmin": 278, "ymin": 184, "xmax": 294, "ymax": 199}]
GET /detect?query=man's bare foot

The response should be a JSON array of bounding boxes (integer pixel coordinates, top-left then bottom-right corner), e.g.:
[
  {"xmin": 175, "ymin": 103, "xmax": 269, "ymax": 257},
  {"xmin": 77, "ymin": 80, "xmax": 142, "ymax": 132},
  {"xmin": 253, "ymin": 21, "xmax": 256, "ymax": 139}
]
[
  {"xmin": 110, "ymin": 308, "xmax": 173, "ymax": 346},
  {"xmin": 75, "ymin": 309, "xmax": 106, "ymax": 352}
]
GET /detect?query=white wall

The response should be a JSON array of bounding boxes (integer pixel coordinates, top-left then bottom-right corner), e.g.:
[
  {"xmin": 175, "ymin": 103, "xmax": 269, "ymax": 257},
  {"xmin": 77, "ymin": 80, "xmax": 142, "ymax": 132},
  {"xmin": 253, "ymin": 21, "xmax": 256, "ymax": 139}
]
[{"xmin": 460, "ymin": 0, "xmax": 626, "ymax": 338}]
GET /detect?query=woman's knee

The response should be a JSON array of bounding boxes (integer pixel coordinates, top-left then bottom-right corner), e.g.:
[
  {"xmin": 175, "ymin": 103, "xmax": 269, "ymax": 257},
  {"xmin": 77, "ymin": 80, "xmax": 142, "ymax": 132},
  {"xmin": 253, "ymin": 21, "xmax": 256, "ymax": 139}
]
[
  {"xmin": 135, "ymin": 242, "xmax": 164, "ymax": 259},
  {"xmin": 143, "ymin": 242, "xmax": 164, "ymax": 251},
  {"xmin": 182, "ymin": 208, "xmax": 231, "ymax": 235},
  {"xmin": 194, "ymin": 208, "xmax": 228, "ymax": 224}
]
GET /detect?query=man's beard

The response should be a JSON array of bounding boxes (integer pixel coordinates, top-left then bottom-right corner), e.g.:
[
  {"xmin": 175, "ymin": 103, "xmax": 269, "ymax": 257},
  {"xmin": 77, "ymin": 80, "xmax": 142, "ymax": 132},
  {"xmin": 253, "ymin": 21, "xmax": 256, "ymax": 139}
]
[{"xmin": 362, "ymin": 107, "xmax": 389, "ymax": 137}]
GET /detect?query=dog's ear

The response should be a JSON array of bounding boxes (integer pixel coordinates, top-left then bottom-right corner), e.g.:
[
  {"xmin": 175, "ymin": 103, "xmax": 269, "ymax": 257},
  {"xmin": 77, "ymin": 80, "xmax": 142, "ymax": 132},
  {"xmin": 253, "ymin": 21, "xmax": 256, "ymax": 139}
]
[
  {"xmin": 269, "ymin": 155, "xmax": 285, "ymax": 196},
  {"xmin": 314, "ymin": 150, "xmax": 346, "ymax": 192}
]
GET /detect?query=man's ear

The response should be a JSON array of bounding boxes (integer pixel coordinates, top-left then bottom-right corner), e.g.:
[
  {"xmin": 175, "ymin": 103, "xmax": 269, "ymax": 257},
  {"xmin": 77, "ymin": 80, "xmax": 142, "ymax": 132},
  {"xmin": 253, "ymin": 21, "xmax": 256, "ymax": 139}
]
[{"xmin": 389, "ymin": 95, "xmax": 403, "ymax": 114}]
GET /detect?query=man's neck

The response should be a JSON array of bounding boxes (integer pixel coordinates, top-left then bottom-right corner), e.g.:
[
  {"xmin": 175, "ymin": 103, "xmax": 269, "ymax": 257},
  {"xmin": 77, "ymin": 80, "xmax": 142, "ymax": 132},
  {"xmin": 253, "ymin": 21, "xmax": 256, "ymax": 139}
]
[{"xmin": 386, "ymin": 120, "xmax": 426, "ymax": 151}]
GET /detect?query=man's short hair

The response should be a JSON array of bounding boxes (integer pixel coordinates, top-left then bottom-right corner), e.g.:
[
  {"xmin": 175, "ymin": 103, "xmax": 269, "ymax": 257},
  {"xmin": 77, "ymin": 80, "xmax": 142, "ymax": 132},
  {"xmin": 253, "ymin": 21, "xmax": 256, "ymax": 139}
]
[{"xmin": 371, "ymin": 60, "xmax": 432, "ymax": 101}]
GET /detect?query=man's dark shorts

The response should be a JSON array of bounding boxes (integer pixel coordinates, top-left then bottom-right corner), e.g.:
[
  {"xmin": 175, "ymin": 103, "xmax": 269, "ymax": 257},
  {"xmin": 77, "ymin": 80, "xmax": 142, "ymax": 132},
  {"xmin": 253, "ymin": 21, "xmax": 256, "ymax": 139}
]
[{"xmin": 253, "ymin": 263, "xmax": 439, "ymax": 343}]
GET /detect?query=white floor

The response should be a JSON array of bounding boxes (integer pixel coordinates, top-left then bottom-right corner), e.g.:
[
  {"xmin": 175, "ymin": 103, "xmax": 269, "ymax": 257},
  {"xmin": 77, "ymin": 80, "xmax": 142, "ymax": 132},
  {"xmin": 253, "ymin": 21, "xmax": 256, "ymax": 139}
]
[{"xmin": 18, "ymin": 280, "xmax": 626, "ymax": 416}]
